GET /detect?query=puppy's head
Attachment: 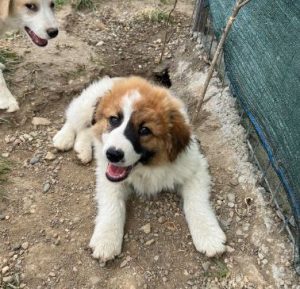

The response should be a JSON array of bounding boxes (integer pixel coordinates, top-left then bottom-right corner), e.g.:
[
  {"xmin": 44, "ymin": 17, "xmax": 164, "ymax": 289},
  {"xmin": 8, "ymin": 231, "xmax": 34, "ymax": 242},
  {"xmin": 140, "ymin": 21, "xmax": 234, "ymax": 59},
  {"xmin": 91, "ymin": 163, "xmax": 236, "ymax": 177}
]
[
  {"xmin": 93, "ymin": 76, "xmax": 191, "ymax": 182},
  {"xmin": 5, "ymin": 0, "xmax": 58, "ymax": 46}
]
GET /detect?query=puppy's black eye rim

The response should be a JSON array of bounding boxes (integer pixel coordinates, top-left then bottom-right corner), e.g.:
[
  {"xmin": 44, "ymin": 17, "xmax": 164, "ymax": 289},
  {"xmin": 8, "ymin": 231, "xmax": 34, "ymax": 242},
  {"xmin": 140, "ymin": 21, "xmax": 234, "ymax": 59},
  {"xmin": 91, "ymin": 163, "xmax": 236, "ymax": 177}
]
[
  {"xmin": 25, "ymin": 3, "xmax": 38, "ymax": 11},
  {"xmin": 139, "ymin": 126, "xmax": 152, "ymax": 136},
  {"xmin": 108, "ymin": 115, "xmax": 121, "ymax": 127},
  {"xmin": 50, "ymin": 1, "xmax": 55, "ymax": 9}
]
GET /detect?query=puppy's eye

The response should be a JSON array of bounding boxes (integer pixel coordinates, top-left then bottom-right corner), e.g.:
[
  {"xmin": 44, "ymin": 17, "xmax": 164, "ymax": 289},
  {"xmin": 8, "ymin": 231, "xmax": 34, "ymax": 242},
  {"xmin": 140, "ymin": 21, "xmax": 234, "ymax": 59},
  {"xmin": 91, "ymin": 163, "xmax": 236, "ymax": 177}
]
[
  {"xmin": 25, "ymin": 3, "xmax": 38, "ymax": 11},
  {"xmin": 50, "ymin": 2, "xmax": 55, "ymax": 9},
  {"xmin": 108, "ymin": 116, "xmax": 121, "ymax": 127},
  {"xmin": 139, "ymin": 126, "xmax": 152, "ymax": 136}
]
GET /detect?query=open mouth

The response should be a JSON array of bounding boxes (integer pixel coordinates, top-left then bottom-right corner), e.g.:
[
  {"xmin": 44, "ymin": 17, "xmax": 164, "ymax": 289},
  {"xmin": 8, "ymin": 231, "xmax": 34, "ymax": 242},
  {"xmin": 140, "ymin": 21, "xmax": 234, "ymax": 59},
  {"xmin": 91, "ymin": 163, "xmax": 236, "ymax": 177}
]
[
  {"xmin": 106, "ymin": 163, "xmax": 132, "ymax": 182},
  {"xmin": 24, "ymin": 27, "xmax": 48, "ymax": 47}
]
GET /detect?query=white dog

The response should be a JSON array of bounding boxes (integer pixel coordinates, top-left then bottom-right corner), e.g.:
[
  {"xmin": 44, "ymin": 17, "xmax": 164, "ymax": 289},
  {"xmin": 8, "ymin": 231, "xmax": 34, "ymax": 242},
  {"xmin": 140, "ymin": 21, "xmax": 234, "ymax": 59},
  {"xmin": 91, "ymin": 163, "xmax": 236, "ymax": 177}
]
[
  {"xmin": 0, "ymin": 0, "xmax": 58, "ymax": 112},
  {"xmin": 53, "ymin": 76, "xmax": 226, "ymax": 262}
]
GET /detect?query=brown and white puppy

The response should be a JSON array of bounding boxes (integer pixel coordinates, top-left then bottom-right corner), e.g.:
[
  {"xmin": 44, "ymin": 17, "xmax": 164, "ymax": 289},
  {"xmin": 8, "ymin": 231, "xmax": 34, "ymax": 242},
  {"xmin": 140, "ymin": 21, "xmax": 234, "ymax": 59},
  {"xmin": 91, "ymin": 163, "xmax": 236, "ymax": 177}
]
[
  {"xmin": 0, "ymin": 0, "xmax": 58, "ymax": 112},
  {"xmin": 53, "ymin": 76, "xmax": 226, "ymax": 262}
]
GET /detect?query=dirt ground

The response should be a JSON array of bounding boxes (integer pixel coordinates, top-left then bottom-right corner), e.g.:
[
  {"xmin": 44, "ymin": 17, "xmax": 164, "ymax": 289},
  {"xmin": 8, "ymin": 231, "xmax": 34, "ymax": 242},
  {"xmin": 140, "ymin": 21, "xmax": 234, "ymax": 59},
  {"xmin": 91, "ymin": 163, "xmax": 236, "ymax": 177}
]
[{"xmin": 0, "ymin": 1, "xmax": 299, "ymax": 288}]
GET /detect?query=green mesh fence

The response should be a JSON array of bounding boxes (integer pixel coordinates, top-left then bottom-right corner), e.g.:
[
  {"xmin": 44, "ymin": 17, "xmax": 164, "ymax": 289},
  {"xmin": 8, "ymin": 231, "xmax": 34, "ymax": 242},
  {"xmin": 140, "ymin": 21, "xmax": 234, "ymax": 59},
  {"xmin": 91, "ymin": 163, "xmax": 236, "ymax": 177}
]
[{"xmin": 197, "ymin": 0, "xmax": 300, "ymax": 272}]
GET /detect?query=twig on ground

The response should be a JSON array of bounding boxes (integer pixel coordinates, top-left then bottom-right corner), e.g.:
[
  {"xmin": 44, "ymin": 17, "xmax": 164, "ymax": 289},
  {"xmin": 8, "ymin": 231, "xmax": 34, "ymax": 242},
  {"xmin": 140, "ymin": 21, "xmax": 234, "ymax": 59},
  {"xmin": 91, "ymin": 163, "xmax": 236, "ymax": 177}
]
[
  {"xmin": 159, "ymin": 0, "xmax": 178, "ymax": 64},
  {"xmin": 192, "ymin": 0, "xmax": 252, "ymax": 123}
]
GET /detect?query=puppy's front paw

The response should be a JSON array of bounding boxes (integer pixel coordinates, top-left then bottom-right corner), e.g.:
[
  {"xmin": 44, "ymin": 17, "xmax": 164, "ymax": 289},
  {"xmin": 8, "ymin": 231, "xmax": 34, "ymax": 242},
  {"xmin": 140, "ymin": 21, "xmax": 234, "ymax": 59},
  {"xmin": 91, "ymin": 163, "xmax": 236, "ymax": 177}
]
[
  {"xmin": 192, "ymin": 226, "xmax": 226, "ymax": 257},
  {"xmin": 74, "ymin": 134, "xmax": 93, "ymax": 164},
  {"xmin": 0, "ymin": 92, "xmax": 19, "ymax": 112},
  {"xmin": 89, "ymin": 231, "xmax": 122, "ymax": 262},
  {"xmin": 53, "ymin": 124, "xmax": 75, "ymax": 151}
]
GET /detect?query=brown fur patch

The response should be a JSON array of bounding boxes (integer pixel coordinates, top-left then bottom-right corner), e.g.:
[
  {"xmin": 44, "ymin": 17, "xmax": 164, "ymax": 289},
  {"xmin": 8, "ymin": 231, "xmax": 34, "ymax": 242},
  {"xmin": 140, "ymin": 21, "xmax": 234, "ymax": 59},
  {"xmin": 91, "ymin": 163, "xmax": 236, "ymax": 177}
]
[{"xmin": 93, "ymin": 76, "xmax": 191, "ymax": 165}]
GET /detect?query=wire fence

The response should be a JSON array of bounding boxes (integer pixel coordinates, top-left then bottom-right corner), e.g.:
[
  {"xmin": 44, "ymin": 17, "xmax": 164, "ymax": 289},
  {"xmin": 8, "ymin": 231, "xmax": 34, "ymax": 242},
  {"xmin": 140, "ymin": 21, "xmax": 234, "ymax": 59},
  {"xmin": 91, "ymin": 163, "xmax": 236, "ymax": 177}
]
[{"xmin": 192, "ymin": 0, "xmax": 300, "ymax": 275}]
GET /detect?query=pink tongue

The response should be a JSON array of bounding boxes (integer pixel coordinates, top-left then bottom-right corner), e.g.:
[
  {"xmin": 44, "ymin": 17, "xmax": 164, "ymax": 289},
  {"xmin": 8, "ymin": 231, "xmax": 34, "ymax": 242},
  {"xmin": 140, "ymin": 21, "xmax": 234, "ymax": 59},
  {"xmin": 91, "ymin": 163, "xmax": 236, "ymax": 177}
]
[
  {"xmin": 25, "ymin": 27, "xmax": 48, "ymax": 46},
  {"xmin": 107, "ymin": 163, "xmax": 127, "ymax": 177}
]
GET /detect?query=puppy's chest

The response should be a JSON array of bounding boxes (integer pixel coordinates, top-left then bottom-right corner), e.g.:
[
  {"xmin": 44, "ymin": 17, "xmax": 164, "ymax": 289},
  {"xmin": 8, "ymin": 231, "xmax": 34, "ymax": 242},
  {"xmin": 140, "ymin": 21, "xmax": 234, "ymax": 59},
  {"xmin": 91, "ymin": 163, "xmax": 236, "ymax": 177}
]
[{"xmin": 128, "ymin": 168, "xmax": 180, "ymax": 196}]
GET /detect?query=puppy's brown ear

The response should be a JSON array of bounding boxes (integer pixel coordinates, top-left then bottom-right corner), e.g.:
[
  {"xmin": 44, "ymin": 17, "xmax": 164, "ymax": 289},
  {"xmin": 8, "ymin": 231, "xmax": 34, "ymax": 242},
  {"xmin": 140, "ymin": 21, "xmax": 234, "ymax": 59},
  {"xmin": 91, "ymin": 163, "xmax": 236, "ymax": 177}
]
[
  {"xmin": 167, "ymin": 109, "xmax": 191, "ymax": 161},
  {"xmin": 0, "ymin": 0, "xmax": 13, "ymax": 21}
]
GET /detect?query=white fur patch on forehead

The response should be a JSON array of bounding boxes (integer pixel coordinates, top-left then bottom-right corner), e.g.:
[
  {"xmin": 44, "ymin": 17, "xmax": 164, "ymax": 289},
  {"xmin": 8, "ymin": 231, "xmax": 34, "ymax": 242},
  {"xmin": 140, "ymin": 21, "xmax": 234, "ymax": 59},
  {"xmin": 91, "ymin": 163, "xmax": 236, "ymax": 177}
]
[{"xmin": 121, "ymin": 90, "xmax": 141, "ymax": 118}]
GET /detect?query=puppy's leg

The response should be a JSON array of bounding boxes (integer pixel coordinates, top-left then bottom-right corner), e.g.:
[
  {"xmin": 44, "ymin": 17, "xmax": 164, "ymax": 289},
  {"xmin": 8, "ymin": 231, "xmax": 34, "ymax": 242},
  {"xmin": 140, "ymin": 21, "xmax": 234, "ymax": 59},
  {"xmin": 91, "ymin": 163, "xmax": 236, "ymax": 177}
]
[
  {"xmin": 181, "ymin": 168, "xmax": 226, "ymax": 257},
  {"xmin": 74, "ymin": 127, "xmax": 93, "ymax": 163},
  {"xmin": 53, "ymin": 122, "xmax": 76, "ymax": 151},
  {"xmin": 89, "ymin": 178, "xmax": 127, "ymax": 262},
  {"xmin": 0, "ymin": 68, "xmax": 19, "ymax": 112}
]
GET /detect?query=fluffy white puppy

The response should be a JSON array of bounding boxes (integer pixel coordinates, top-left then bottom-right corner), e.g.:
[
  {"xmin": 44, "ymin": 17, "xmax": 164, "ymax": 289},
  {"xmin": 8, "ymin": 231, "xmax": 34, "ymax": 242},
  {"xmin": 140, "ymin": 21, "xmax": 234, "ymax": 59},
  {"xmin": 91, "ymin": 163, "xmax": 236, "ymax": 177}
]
[{"xmin": 54, "ymin": 76, "xmax": 226, "ymax": 262}]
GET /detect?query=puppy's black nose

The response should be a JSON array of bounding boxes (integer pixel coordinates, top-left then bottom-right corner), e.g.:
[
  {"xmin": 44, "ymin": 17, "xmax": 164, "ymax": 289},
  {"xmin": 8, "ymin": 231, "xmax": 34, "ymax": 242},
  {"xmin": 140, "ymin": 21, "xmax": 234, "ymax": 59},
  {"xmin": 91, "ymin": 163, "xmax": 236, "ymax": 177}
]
[
  {"xmin": 46, "ymin": 28, "xmax": 58, "ymax": 39},
  {"xmin": 106, "ymin": 147, "xmax": 124, "ymax": 163}
]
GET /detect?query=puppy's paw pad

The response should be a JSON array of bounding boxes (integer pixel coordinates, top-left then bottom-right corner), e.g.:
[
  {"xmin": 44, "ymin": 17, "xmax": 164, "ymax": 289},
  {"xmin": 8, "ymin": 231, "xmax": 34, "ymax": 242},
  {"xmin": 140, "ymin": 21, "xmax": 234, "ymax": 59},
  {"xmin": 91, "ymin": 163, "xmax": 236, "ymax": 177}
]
[{"xmin": 53, "ymin": 126, "xmax": 75, "ymax": 151}]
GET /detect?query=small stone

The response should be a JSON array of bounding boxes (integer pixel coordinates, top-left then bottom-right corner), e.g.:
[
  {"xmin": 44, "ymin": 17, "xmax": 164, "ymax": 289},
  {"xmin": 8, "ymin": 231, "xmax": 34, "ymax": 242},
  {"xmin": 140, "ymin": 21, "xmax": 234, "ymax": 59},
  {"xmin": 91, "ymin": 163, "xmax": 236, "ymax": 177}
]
[
  {"xmin": 145, "ymin": 239, "xmax": 155, "ymax": 246},
  {"xmin": 228, "ymin": 202, "xmax": 235, "ymax": 208},
  {"xmin": 3, "ymin": 275, "xmax": 13, "ymax": 283},
  {"xmin": 154, "ymin": 255, "xmax": 159, "ymax": 261},
  {"xmin": 2, "ymin": 266, "xmax": 10, "ymax": 274},
  {"xmin": 1, "ymin": 152, "xmax": 9, "ymax": 158},
  {"xmin": 227, "ymin": 193, "xmax": 235, "ymax": 203},
  {"xmin": 96, "ymin": 41, "xmax": 104, "ymax": 46},
  {"xmin": 0, "ymin": 214, "xmax": 5, "ymax": 220},
  {"xmin": 140, "ymin": 223, "xmax": 151, "ymax": 234},
  {"xmin": 30, "ymin": 156, "xmax": 40, "ymax": 165},
  {"xmin": 90, "ymin": 276, "xmax": 101, "ymax": 285},
  {"xmin": 45, "ymin": 152, "xmax": 56, "ymax": 161},
  {"xmin": 230, "ymin": 178, "xmax": 239, "ymax": 186},
  {"xmin": 187, "ymin": 280, "xmax": 194, "ymax": 286},
  {"xmin": 49, "ymin": 272, "xmax": 56, "ymax": 277},
  {"xmin": 162, "ymin": 277, "xmax": 168, "ymax": 282},
  {"xmin": 226, "ymin": 245, "xmax": 235, "ymax": 253},
  {"xmin": 13, "ymin": 244, "xmax": 21, "ymax": 251},
  {"xmin": 120, "ymin": 256, "xmax": 132, "ymax": 268},
  {"xmin": 21, "ymin": 242, "xmax": 29, "ymax": 250},
  {"xmin": 43, "ymin": 183, "xmax": 51, "ymax": 193},
  {"xmin": 202, "ymin": 261, "xmax": 210, "ymax": 271},
  {"xmin": 158, "ymin": 216, "xmax": 165, "ymax": 223},
  {"xmin": 32, "ymin": 117, "xmax": 51, "ymax": 126},
  {"xmin": 73, "ymin": 266, "xmax": 78, "ymax": 272}
]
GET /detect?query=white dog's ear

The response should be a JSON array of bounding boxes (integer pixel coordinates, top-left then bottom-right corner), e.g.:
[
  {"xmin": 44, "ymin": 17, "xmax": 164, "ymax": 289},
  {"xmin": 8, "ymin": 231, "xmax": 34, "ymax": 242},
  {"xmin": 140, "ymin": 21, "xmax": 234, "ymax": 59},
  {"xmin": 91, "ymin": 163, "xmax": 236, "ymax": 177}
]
[{"xmin": 0, "ymin": 0, "xmax": 13, "ymax": 21}]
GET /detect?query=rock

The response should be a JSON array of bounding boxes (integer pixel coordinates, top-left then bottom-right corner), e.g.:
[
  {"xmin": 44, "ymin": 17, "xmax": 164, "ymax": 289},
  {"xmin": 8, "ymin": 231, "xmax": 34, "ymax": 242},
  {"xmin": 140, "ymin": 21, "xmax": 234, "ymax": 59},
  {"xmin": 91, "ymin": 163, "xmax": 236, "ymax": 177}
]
[
  {"xmin": 227, "ymin": 193, "xmax": 235, "ymax": 203},
  {"xmin": 154, "ymin": 255, "xmax": 159, "ymax": 261},
  {"xmin": 158, "ymin": 216, "xmax": 165, "ymax": 223},
  {"xmin": 21, "ymin": 242, "xmax": 29, "ymax": 250},
  {"xmin": 96, "ymin": 41, "xmax": 104, "ymax": 46},
  {"xmin": 2, "ymin": 266, "xmax": 9, "ymax": 274},
  {"xmin": 226, "ymin": 245, "xmax": 235, "ymax": 253},
  {"xmin": 140, "ymin": 223, "xmax": 151, "ymax": 234},
  {"xmin": 3, "ymin": 275, "xmax": 13, "ymax": 283},
  {"xmin": 145, "ymin": 239, "xmax": 155, "ymax": 246},
  {"xmin": 202, "ymin": 261, "xmax": 210, "ymax": 271},
  {"xmin": 230, "ymin": 178, "xmax": 239, "ymax": 186},
  {"xmin": 49, "ymin": 272, "xmax": 56, "ymax": 277},
  {"xmin": 30, "ymin": 156, "xmax": 40, "ymax": 165},
  {"xmin": 13, "ymin": 244, "xmax": 21, "ymax": 250},
  {"xmin": 0, "ymin": 214, "xmax": 5, "ymax": 220},
  {"xmin": 1, "ymin": 152, "xmax": 9, "ymax": 158},
  {"xmin": 228, "ymin": 202, "xmax": 235, "ymax": 208},
  {"xmin": 32, "ymin": 117, "xmax": 51, "ymax": 126},
  {"xmin": 45, "ymin": 152, "xmax": 56, "ymax": 161},
  {"xmin": 89, "ymin": 276, "xmax": 101, "ymax": 285},
  {"xmin": 120, "ymin": 256, "xmax": 132, "ymax": 268},
  {"xmin": 162, "ymin": 277, "xmax": 168, "ymax": 282},
  {"xmin": 43, "ymin": 183, "xmax": 51, "ymax": 193}
]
